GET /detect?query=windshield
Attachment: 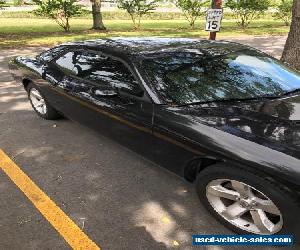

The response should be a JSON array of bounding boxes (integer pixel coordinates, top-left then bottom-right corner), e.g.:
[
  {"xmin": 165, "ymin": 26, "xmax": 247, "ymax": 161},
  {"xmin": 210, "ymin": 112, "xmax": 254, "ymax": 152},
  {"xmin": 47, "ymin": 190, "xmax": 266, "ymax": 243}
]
[{"xmin": 142, "ymin": 50, "xmax": 300, "ymax": 105}]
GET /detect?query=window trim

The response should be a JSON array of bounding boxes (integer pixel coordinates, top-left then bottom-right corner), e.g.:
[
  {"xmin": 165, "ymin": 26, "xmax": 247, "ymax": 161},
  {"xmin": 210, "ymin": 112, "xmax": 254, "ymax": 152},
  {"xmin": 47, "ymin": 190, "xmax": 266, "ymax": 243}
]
[{"xmin": 50, "ymin": 48, "xmax": 150, "ymax": 101}]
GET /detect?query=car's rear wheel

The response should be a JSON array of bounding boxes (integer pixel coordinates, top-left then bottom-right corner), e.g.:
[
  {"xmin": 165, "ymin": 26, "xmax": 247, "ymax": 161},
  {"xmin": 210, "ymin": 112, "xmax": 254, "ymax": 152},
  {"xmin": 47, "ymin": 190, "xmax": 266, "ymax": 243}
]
[
  {"xmin": 196, "ymin": 164, "xmax": 299, "ymax": 237},
  {"xmin": 27, "ymin": 83, "xmax": 61, "ymax": 120}
]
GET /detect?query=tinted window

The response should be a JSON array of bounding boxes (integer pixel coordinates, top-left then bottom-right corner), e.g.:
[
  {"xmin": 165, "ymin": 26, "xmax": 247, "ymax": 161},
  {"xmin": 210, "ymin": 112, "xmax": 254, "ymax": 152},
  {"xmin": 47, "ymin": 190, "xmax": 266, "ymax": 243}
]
[
  {"xmin": 54, "ymin": 51, "xmax": 79, "ymax": 74},
  {"xmin": 142, "ymin": 51, "xmax": 300, "ymax": 104},
  {"xmin": 39, "ymin": 46, "xmax": 67, "ymax": 62},
  {"xmin": 72, "ymin": 51, "xmax": 141, "ymax": 95}
]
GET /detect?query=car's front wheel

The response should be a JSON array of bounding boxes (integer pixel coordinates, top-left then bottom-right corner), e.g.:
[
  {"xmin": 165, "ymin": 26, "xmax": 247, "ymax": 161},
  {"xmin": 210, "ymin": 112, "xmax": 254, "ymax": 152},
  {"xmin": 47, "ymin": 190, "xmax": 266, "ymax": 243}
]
[
  {"xmin": 27, "ymin": 83, "xmax": 61, "ymax": 120},
  {"xmin": 196, "ymin": 164, "xmax": 299, "ymax": 237}
]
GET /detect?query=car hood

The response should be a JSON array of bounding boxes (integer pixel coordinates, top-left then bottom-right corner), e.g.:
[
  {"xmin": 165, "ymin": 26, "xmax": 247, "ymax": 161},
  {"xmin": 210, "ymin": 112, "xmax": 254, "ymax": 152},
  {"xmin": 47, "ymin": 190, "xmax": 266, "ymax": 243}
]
[{"xmin": 172, "ymin": 95, "xmax": 300, "ymax": 155}]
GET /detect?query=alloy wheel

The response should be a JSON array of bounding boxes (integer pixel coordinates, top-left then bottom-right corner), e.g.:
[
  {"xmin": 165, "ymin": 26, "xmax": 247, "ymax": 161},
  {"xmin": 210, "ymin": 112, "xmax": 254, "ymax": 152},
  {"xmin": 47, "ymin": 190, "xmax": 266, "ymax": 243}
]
[
  {"xmin": 206, "ymin": 179, "xmax": 283, "ymax": 234},
  {"xmin": 29, "ymin": 88, "xmax": 47, "ymax": 115}
]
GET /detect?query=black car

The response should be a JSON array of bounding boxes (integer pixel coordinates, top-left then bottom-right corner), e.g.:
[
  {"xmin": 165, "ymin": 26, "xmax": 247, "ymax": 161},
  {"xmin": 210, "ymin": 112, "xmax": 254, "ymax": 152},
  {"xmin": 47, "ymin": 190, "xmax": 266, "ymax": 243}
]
[{"xmin": 9, "ymin": 37, "xmax": 300, "ymax": 238}]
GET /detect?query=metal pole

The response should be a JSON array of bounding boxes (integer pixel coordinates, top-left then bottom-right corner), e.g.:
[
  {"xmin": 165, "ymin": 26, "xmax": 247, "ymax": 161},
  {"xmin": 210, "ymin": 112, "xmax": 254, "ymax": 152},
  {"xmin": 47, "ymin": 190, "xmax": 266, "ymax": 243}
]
[{"xmin": 209, "ymin": 0, "xmax": 222, "ymax": 40}]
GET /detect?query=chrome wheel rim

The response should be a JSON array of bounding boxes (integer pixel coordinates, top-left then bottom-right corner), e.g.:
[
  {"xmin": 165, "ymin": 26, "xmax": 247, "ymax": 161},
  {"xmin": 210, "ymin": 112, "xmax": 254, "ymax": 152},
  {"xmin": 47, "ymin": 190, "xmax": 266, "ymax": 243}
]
[
  {"xmin": 29, "ymin": 88, "xmax": 47, "ymax": 115},
  {"xmin": 206, "ymin": 179, "xmax": 283, "ymax": 234}
]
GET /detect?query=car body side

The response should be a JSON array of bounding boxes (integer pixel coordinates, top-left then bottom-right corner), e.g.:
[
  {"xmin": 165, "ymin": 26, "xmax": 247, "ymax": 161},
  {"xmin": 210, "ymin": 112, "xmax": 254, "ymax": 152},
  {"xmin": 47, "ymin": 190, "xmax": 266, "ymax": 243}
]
[{"xmin": 8, "ymin": 44, "xmax": 300, "ymax": 197}]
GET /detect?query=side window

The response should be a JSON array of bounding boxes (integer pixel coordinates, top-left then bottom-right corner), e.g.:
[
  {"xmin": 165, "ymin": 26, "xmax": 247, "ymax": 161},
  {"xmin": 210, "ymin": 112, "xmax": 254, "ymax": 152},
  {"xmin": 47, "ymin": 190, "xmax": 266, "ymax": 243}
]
[
  {"xmin": 74, "ymin": 52, "xmax": 142, "ymax": 96},
  {"xmin": 40, "ymin": 46, "xmax": 66, "ymax": 62},
  {"xmin": 54, "ymin": 51, "xmax": 79, "ymax": 75}
]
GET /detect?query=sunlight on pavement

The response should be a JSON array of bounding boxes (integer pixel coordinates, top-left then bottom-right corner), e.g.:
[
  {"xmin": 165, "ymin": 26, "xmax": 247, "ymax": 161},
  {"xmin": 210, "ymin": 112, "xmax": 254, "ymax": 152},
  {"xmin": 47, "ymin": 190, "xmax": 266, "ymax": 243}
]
[
  {"xmin": 207, "ymin": 246, "xmax": 225, "ymax": 250},
  {"xmin": 133, "ymin": 201, "xmax": 190, "ymax": 248}
]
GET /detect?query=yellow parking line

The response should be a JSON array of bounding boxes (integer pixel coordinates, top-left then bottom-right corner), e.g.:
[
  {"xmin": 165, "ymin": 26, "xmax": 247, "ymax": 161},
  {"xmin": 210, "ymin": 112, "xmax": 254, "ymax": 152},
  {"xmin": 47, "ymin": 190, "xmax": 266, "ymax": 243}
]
[{"xmin": 0, "ymin": 149, "xmax": 100, "ymax": 250}]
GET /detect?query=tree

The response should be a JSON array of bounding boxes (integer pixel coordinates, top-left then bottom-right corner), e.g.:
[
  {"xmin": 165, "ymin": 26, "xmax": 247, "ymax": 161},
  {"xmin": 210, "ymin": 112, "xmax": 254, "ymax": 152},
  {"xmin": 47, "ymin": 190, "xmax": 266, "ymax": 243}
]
[
  {"xmin": 175, "ymin": 0, "xmax": 209, "ymax": 29},
  {"xmin": 117, "ymin": 0, "xmax": 160, "ymax": 29},
  {"xmin": 0, "ymin": 0, "xmax": 6, "ymax": 8},
  {"xmin": 273, "ymin": 0, "xmax": 293, "ymax": 26},
  {"xmin": 90, "ymin": 0, "xmax": 106, "ymax": 30},
  {"xmin": 226, "ymin": 0, "xmax": 270, "ymax": 29},
  {"xmin": 281, "ymin": 0, "xmax": 300, "ymax": 70},
  {"xmin": 13, "ymin": 0, "xmax": 25, "ymax": 6},
  {"xmin": 33, "ymin": 0, "xmax": 83, "ymax": 32}
]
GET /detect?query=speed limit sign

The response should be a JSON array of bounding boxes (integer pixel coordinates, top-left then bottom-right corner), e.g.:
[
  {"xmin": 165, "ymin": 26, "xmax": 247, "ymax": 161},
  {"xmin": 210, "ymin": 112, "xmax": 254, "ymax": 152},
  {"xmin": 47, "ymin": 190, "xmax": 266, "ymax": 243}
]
[{"xmin": 205, "ymin": 9, "xmax": 223, "ymax": 32}]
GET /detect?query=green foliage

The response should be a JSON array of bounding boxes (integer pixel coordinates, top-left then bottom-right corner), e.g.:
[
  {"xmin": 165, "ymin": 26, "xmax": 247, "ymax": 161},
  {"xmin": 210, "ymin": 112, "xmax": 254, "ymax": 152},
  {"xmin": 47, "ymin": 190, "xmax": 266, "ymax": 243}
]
[
  {"xmin": 273, "ymin": 0, "xmax": 292, "ymax": 26},
  {"xmin": 0, "ymin": 10, "xmax": 183, "ymax": 19},
  {"xmin": 0, "ymin": 0, "xmax": 4, "ymax": 10},
  {"xmin": 0, "ymin": 17, "xmax": 291, "ymax": 48},
  {"xmin": 0, "ymin": 0, "xmax": 15, "ymax": 7},
  {"xmin": 117, "ymin": 0, "xmax": 161, "ymax": 29},
  {"xmin": 33, "ymin": 0, "xmax": 83, "ymax": 32},
  {"xmin": 267, "ymin": 0, "xmax": 280, "ymax": 7},
  {"xmin": 13, "ymin": 0, "xmax": 24, "ymax": 6},
  {"xmin": 175, "ymin": 0, "xmax": 209, "ymax": 29},
  {"xmin": 226, "ymin": 0, "xmax": 270, "ymax": 28}
]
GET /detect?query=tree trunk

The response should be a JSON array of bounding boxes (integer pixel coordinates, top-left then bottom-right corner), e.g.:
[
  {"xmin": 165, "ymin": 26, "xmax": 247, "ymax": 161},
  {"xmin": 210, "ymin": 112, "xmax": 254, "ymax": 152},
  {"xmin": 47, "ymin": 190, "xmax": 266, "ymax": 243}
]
[
  {"xmin": 190, "ymin": 18, "xmax": 195, "ymax": 29},
  {"xmin": 91, "ymin": 0, "xmax": 106, "ymax": 30},
  {"xmin": 130, "ymin": 13, "xmax": 137, "ymax": 29},
  {"xmin": 65, "ymin": 18, "xmax": 70, "ymax": 32},
  {"xmin": 281, "ymin": 0, "xmax": 300, "ymax": 70},
  {"xmin": 137, "ymin": 14, "xmax": 142, "ymax": 29}
]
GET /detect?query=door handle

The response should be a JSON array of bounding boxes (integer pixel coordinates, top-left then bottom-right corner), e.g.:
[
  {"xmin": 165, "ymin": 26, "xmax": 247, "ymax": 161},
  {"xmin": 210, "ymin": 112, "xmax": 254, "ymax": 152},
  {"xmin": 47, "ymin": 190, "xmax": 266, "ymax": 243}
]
[{"xmin": 93, "ymin": 88, "xmax": 118, "ymax": 98}]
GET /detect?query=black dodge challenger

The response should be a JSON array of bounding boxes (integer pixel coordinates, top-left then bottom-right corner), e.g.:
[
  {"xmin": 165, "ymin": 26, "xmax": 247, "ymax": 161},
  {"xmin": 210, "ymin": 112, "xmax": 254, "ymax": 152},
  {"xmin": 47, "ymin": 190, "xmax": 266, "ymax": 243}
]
[{"xmin": 9, "ymin": 38, "xmax": 300, "ymax": 238}]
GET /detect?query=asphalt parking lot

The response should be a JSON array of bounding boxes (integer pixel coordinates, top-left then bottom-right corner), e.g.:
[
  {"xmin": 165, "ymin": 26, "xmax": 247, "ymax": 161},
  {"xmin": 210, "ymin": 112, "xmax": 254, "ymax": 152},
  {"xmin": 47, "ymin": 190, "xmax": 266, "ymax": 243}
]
[{"xmin": 0, "ymin": 37, "xmax": 298, "ymax": 250}]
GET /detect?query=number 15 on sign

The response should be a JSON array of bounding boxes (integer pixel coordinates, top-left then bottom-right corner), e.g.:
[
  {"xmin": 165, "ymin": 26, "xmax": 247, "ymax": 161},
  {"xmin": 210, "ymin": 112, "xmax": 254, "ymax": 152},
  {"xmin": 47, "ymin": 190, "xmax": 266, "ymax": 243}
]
[{"xmin": 205, "ymin": 9, "xmax": 223, "ymax": 32}]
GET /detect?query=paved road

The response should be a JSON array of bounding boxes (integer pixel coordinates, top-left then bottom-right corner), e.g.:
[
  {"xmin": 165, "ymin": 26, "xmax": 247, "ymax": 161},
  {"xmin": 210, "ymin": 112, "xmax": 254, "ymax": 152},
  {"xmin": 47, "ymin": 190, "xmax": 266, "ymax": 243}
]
[
  {"xmin": 227, "ymin": 35, "xmax": 287, "ymax": 59},
  {"xmin": 0, "ymin": 37, "xmax": 297, "ymax": 250}
]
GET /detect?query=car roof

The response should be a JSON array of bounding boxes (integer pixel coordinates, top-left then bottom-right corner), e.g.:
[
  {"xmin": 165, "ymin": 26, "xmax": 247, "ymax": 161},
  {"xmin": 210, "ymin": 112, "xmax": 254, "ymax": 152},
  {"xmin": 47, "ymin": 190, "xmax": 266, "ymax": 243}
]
[{"xmin": 61, "ymin": 37, "xmax": 253, "ymax": 58}]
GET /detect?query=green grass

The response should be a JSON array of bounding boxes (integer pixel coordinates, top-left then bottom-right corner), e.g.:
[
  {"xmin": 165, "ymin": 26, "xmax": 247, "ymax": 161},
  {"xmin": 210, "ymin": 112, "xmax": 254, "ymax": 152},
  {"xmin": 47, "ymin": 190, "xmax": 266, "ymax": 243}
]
[{"xmin": 0, "ymin": 17, "xmax": 290, "ymax": 48}]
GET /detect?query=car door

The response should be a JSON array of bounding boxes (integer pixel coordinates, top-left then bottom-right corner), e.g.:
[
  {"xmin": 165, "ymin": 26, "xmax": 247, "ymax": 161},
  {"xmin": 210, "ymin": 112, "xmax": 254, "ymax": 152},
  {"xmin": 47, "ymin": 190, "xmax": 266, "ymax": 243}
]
[
  {"xmin": 49, "ymin": 49, "xmax": 155, "ymax": 156},
  {"xmin": 39, "ymin": 50, "xmax": 83, "ymax": 112}
]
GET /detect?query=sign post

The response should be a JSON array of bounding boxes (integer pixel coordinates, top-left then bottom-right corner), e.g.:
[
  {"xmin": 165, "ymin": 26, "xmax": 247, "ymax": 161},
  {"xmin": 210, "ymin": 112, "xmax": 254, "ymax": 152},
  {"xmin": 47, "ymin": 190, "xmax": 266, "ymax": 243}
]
[{"xmin": 207, "ymin": 0, "xmax": 223, "ymax": 40}]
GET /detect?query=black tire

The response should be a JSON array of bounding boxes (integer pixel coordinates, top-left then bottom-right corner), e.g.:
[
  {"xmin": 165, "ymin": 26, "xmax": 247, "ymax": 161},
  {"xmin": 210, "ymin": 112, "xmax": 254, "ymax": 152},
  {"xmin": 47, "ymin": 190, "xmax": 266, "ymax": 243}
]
[
  {"xmin": 196, "ymin": 164, "xmax": 300, "ymax": 239},
  {"xmin": 26, "ymin": 82, "xmax": 61, "ymax": 120}
]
